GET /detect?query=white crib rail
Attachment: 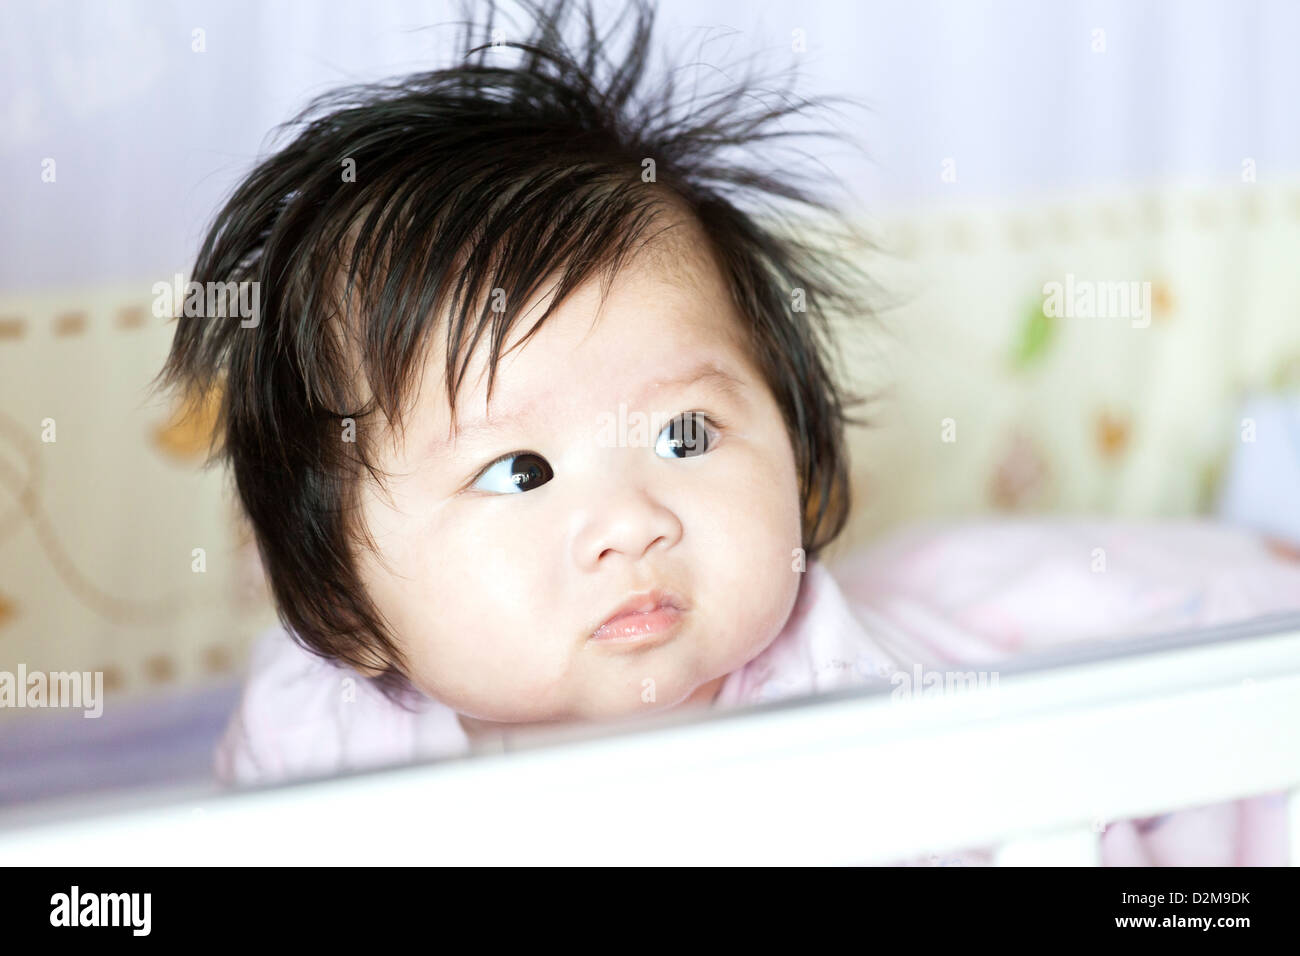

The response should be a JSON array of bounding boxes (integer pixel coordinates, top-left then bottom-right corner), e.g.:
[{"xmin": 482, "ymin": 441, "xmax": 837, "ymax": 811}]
[{"xmin": 2, "ymin": 616, "xmax": 1299, "ymax": 865}]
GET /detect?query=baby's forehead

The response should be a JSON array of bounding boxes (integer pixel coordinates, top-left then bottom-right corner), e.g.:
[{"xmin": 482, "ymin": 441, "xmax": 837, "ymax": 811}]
[
  {"xmin": 345, "ymin": 203, "xmax": 759, "ymax": 449},
  {"xmin": 418, "ymin": 289, "xmax": 756, "ymax": 450},
  {"xmin": 431, "ymin": 228, "xmax": 747, "ymax": 377},
  {"xmin": 432, "ymin": 325, "xmax": 754, "ymax": 438}
]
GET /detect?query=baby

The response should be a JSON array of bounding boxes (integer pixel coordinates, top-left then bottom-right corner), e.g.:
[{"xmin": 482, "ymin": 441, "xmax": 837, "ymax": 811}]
[
  {"xmin": 159, "ymin": 0, "xmax": 882, "ymax": 774},
  {"xmin": 159, "ymin": 0, "xmax": 1300, "ymax": 864}
]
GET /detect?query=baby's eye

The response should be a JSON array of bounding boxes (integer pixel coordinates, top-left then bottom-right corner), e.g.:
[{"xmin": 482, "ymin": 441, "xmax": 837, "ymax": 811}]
[
  {"xmin": 655, "ymin": 412, "xmax": 717, "ymax": 459},
  {"xmin": 471, "ymin": 452, "xmax": 554, "ymax": 494}
]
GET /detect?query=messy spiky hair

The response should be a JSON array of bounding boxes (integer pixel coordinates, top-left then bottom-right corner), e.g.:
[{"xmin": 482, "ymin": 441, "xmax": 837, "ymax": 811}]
[{"xmin": 157, "ymin": 0, "xmax": 875, "ymax": 707}]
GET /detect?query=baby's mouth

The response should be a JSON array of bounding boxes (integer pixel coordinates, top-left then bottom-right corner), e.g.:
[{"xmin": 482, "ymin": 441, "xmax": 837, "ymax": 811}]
[{"xmin": 589, "ymin": 590, "xmax": 688, "ymax": 645}]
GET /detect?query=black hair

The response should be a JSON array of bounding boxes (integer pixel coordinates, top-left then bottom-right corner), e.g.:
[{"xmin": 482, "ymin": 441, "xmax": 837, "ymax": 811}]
[{"xmin": 156, "ymin": 0, "xmax": 876, "ymax": 707}]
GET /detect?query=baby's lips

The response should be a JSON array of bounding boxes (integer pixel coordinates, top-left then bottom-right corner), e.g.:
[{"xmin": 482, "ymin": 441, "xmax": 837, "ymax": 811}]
[{"xmin": 590, "ymin": 587, "xmax": 688, "ymax": 636}]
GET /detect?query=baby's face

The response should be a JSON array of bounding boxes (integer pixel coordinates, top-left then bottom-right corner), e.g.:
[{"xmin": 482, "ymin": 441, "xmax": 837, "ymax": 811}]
[{"xmin": 356, "ymin": 237, "xmax": 803, "ymax": 730}]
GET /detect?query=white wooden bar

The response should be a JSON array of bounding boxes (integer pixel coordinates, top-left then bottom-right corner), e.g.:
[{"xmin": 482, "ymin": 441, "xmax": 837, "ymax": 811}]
[
  {"xmin": 993, "ymin": 828, "xmax": 1102, "ymax": 866},
  {"xmin": 1290, "ymin": 788, "xmax": 1300, "ymax": 865},
  {"xmin": 2, "ymin": 619, "xmax": 1299, "ymax": 865}
]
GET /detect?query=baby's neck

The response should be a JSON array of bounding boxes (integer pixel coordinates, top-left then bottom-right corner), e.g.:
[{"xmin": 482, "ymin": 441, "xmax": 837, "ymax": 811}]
[{"xmin": 456, "ymin": 675, "xmax": 726, "ymax": 753}]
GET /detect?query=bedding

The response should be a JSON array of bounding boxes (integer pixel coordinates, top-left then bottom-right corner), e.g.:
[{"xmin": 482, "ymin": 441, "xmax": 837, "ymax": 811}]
[{"xmin": 0, "ymin": 678, "xmax": 240, "ymax": 807}]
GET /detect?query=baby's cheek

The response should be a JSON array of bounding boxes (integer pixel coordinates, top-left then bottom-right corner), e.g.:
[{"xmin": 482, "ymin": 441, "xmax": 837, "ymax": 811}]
[
  {"xmin": 719, "ymin": 427, "xmax": 803, "ymax": 556},
  {"xmin": 435, "ymin": 594, "xmax": 583, "ymax": 717},
  {"xmin": 693, "ymin": 443, "xmax": 803, "ymax": 655}
]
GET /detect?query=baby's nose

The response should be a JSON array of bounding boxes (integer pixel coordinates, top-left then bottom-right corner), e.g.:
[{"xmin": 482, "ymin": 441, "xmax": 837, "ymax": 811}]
[{"xmin": 572, "ymin": 483, "xmax": 683, "ymax": 570}]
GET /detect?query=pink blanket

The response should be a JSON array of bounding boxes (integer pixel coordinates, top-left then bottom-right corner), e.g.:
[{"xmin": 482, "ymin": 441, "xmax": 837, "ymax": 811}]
[{"xmin": 831, "ymin": 517, "xmax": 1300, "ymax": 865}]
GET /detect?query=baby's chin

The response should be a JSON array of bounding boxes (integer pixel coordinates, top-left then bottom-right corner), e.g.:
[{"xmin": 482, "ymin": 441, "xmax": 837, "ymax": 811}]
[{"xmin": 434, "ymin": 657, "xmax": 736, "ymax": 732}]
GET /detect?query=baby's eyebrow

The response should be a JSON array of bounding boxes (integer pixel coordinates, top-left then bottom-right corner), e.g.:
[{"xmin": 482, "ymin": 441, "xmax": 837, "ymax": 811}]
[
  {"xmin": 644, "ymin": 361, "xmax": 748, "ymax": 405},
  {"xmin": 442, "ymin": 360, "xmax": 747, "ymax": 451}
]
